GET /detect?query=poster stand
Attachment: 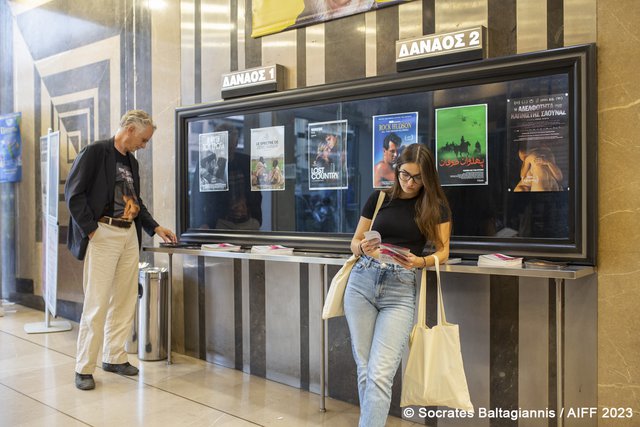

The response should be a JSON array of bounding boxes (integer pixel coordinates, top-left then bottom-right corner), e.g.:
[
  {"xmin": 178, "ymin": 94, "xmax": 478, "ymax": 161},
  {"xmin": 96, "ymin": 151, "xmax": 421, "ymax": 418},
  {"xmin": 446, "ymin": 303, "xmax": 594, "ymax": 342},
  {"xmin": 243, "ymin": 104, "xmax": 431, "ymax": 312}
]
[
  {"xmin": 24, "ymin": 130, "xmax": 71, "ymax": 334},
  {"xmin": 23, "ymin": 310, "xmax": 72, "ymax": 333},
  {"xmin": 1, "ymin": 299, "xmax": 15, "ymax": 316}
]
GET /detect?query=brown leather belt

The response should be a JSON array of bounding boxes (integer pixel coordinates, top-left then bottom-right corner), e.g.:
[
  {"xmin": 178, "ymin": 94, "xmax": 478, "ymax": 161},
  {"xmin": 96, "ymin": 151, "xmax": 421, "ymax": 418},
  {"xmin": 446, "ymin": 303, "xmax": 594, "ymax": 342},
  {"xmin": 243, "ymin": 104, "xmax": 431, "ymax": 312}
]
[{"xmin": 98, "ymin": 216, "xmax": 132, "ymax": 229}]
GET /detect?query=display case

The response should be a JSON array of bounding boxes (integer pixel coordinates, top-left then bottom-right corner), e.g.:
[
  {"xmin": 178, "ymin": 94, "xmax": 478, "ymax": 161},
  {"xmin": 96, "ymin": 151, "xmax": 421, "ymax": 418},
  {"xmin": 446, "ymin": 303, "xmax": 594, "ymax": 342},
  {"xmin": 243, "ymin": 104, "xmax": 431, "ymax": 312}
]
[{"xmin": 175, "ymin": 44, "xmax": 596, "ymax": 264}]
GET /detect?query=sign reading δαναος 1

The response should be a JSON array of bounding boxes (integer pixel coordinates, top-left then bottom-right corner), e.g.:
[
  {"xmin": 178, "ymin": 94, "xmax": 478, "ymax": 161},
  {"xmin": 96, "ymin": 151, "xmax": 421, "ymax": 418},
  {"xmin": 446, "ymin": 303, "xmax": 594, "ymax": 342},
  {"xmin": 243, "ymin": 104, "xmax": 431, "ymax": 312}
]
[{"xmin": 221, "ymin": 65, "xmax": 285, "ymax": 99}]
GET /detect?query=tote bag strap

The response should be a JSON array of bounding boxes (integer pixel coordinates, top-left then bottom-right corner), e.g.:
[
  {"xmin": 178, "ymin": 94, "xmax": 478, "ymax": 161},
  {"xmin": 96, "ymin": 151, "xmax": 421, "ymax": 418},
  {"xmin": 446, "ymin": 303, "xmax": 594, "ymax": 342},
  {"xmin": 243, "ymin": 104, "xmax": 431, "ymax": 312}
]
[
  {"xmin": 433, "ymin": 255, "xmax": 449, "ymax": 325},
  {"xmin": 369, "ymin": 191, "xmax": 386, "ymax": 231},
  {"xmin": 418, "ymin": 255, "xmax": 448, "ymax": 327},
  {"xmin": 352, "ymin": 191, "xmax": 385, "ymax": 263},
  {"xmin": 418, "ymin": 268, "xmax": 428, "ymax": 327}
]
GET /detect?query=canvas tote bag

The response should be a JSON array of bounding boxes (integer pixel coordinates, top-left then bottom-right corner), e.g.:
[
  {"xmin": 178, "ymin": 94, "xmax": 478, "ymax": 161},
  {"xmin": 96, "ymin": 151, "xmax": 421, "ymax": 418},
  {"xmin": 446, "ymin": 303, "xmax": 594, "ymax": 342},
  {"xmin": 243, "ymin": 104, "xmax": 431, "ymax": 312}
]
[
  {"xmin": 322, "ymin": 191, "xmax": 386, "ymax": 320},
  {"xmin": 400, "ymin": 255, "xmax": 474, "ymax": 411}
]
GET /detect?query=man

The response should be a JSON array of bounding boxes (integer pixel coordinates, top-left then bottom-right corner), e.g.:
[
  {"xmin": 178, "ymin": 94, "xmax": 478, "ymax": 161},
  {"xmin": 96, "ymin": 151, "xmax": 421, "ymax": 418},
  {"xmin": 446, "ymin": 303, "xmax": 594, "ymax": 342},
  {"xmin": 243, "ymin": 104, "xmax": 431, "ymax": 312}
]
[
  {"xmin": 65, "ymin": 110, "xmax": 176, "ymax": 390},
  {"xmin": 213, "ymin": 123, "xmax": 262, "ymax": 230},
  {"xmin": 314, "ymin": 132, "xmax": 338, "ymax": 171},
  {"xmin": 373, "ymin": 132, "xmax": 401, "ymax": 188}
]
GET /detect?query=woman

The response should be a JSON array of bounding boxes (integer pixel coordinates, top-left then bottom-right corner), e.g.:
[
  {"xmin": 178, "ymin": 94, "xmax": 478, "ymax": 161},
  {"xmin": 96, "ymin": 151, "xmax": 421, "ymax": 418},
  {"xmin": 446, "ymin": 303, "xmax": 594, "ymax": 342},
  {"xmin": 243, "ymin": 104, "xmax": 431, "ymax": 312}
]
[
  {"xmin": 269, "ymin": 158, "xmax": 284, "ymax": 186},
  {"xmin": 515, "ymin": 145, "xmax": 563, "ymax": 192},
  {"xmin": 344, "ymin": 143, "xmax": 452, "ymax": 427},
  {"xmin": 252, "ymin": 157, "xmax": 266, "ymax": 186}
]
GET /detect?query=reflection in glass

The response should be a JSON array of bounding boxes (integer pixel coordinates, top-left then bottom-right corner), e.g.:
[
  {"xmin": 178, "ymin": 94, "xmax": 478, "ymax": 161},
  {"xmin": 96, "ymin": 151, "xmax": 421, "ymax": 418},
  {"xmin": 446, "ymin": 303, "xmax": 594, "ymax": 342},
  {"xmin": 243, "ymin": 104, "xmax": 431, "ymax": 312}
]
[{"xmin": 185, "ymin": 73, "xmax": 571, "ymax": 243}]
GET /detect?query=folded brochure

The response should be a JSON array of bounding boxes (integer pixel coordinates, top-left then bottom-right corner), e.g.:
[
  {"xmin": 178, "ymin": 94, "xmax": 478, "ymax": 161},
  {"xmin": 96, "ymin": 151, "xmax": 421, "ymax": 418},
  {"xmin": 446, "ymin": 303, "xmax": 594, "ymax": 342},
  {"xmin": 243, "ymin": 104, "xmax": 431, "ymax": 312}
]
[
  {"xmin": 201, "ymin": 243, "xmax": 242, "ymax": 252},
  {"xmin": 478, "ymin": 253, "xmax": 523, "ymax": 267},
  {"xmin": 250, "ymin": 245, "xmax": 294, "ymax": 255},
  {"xmin": 378, "ymin": 243, "xmax": 411, "ymax": 265}
]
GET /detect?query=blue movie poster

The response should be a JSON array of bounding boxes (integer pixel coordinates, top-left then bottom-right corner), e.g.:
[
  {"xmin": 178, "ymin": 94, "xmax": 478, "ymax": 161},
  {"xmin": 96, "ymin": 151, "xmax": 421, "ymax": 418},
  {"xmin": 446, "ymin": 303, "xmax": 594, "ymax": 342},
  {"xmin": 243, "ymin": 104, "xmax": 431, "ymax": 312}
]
[
  {"xmin": 0, "ymin": 112, "xmax": 22, "ymax": 183},
  {"xmin": 372, "ymin": 112, "xmax": 418, "ymax": 188}
]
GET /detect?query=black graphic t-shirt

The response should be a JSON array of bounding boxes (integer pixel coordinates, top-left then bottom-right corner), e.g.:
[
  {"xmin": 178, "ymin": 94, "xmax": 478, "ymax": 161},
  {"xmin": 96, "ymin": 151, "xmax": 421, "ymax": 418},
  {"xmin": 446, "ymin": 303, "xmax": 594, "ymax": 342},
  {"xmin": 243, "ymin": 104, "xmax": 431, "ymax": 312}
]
[{"xmin": 112, "ymin": 150, "xmax": 137, "ymax": 218}]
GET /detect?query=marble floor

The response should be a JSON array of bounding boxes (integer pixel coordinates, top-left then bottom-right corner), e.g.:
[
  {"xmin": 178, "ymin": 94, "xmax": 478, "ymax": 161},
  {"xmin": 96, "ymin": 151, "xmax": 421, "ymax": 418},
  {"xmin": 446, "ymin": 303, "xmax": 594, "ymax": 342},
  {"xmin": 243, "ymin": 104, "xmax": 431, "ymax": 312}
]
[{"xmin": 0, "ymin": 304, "xmax": 417, "ymax": 427}]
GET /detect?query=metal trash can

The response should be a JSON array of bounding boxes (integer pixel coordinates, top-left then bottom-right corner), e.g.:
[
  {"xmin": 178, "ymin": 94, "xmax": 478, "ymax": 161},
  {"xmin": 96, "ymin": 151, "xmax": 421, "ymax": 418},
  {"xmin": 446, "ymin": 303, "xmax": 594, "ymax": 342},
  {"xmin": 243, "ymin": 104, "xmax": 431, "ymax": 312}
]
[
  {"xmin": 138, "ymin": 267, "xmax": 169, "ymax": 361},
  {"xmin": 125, "ymin": 262, "xmax": 148, "ymax": 354}
]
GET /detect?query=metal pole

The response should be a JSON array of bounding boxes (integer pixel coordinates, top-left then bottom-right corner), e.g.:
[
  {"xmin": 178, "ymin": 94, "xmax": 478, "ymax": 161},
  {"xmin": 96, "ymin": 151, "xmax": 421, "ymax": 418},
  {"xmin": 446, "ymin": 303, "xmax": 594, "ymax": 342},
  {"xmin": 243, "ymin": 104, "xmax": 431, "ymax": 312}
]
[
  {"xmin": 167, "ymin": 252, "xmax": 173, "ymax": 365},
  {"xmin": 320, "ymin": 263, "xmax": 326, "ymax": 412},
  {"xmin": 0, "ymin": 183, "xmax": 16, "ymax": 303},
  {"xmin": 556, "ymin": 278, "xmax": 564, "ymax": 427},
  {"xmin": 0, "ymin": 0, "xmax": 14, "ymax": 305}
]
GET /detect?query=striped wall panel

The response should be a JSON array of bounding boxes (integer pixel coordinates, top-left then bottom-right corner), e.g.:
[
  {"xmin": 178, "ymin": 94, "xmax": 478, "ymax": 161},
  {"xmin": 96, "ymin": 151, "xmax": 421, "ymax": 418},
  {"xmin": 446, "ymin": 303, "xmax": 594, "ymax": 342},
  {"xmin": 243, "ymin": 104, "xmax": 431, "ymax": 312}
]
[{"xmin": 180, "ymin": 262, "xmax": 596, "ymax": 424}]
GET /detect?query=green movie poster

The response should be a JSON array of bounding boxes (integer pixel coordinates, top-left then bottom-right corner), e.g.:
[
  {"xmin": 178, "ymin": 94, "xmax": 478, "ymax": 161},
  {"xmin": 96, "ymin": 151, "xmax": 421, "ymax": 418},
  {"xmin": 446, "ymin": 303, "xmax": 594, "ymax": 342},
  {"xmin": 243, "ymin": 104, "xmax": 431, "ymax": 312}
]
[{"xmin": 435, "ymin": 104, "xmax": 488, "ymax": 186}]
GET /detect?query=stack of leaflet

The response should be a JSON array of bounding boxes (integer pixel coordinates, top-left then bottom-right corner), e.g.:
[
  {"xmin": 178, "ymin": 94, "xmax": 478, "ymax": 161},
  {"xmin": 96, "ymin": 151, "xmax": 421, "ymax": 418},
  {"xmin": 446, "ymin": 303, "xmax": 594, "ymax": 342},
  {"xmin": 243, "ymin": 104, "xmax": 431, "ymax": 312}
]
[
  {"xmin": 477, "ymin": 253, "xmax": 523, "ymax": 268},
  {"xmin": 524, "ymin": 258, "xmax": 567, "ymax": 270},
  {"xmin": 201, "ymin": 243, "xmax": 242, "ymax": 252},
  {"xmin": 250, "ymin": 245, "xmax": 294, "ymax": 255},
  {"xmin": 379, "ymin": 243, "xmax": 411, "ymax": 266}
]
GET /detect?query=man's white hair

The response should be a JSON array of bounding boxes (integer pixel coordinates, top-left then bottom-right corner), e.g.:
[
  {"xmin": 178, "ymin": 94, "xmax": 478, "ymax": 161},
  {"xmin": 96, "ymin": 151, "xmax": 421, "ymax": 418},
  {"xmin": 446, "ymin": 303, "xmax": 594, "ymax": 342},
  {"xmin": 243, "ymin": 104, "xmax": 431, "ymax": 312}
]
[
  {"xmin": 308, "ymin": 0, "xmax": 375, "ymax": 20},
  {"xmin": 119, "ymin": 109, "xmax": 156, "ymax": 132}
]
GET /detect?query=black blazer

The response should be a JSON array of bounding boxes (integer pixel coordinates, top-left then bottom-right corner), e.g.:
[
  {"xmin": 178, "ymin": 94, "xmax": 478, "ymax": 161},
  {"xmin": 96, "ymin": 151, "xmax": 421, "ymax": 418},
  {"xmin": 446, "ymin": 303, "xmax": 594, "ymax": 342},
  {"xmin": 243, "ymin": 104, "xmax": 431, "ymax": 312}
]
[{"xmin": 64, "ymin": 138, "xmax": 159, "ymax": 260}]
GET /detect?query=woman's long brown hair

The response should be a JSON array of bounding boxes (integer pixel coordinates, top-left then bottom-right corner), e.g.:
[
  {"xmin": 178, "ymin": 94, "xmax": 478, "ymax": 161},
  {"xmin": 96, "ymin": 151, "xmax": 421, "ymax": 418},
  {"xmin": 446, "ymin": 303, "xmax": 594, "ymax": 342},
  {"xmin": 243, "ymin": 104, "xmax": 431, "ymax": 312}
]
[{"xmin": 387, "ymin": 144, "xmax": 451, "ymax": 249}]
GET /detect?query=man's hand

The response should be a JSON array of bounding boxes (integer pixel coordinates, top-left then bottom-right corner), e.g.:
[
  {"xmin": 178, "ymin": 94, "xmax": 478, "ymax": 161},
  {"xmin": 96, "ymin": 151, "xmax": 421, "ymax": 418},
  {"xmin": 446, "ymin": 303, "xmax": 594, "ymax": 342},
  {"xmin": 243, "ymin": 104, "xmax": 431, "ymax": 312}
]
[
  {"xmin": 154, "ymin": 226, "xmax": 177, "ymax": 243},
  {"xmin": 122, "ymin": 195, "xmax": 140, "ymax": 220}
]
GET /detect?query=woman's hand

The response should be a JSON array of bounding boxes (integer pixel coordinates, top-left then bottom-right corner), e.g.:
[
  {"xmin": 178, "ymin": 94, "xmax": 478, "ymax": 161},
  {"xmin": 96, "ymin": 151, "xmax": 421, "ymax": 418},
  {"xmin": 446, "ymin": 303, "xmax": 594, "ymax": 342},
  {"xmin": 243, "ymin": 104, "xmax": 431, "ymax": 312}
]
[
  {"xmin": 392, "ymin": 252, "xmax": 425, "ymax": 270},
  {"xmin": 359, "ymin": 237, "xmax": 380, "ymax": 257}
]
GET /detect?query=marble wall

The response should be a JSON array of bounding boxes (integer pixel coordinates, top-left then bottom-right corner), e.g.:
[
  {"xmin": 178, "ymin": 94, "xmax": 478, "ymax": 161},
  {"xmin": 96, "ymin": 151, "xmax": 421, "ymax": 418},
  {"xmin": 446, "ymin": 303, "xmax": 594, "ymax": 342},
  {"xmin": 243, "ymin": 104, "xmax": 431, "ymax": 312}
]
[
  {"xmin": 4, "ymin": 0, "xmax": 638, "ymax": 424},
  {"xmin": 596, "ymin": 1, "xmax": 640, "ymax": 425}
]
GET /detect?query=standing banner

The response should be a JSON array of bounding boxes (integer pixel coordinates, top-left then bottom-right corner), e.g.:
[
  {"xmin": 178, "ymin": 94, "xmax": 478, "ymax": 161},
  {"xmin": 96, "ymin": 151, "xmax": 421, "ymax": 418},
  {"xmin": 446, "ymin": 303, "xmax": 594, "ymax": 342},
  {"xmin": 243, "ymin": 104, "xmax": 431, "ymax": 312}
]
[
  {"xmin": 199, "ymin": 131, "xmax": 229, "ymax": 192},
  {"xmin": 252, "ymin": 0, "xmax": 411, "ymax": 37},
  {"xmin": 25, "ymin": 130, "xmax": 71, "ymax": 333},
  {"xmin": 308, "ymin": 120, "xmax": 348, "ymax": 190},
  {"xmin": 39, "ymin": 135, "xmax": 48, "ymax": 316},
  {"xmin": 24, "ymin": 131, "xmax": 72, "ymax": 334},
  {"xmin": 508, "ymin": 93, "xmax": 569, "ymax": 192},
  {"xmin": 250, "ymin": 125, "xmax": 286, "ymax": 191},
  {"xmin": 372, "ymin": 112, "xmax": 418, "ymax": 188},
  {"xmin": 45, "ymin": 132, "xmax": 60, "ymax": 317},
  {"xmin": 435, "ymin": 104, "xmax": 488, "ymax": 186},
  {"xmin": 0, "ymin": 112, "xmax": 22, "ymax": 182}
]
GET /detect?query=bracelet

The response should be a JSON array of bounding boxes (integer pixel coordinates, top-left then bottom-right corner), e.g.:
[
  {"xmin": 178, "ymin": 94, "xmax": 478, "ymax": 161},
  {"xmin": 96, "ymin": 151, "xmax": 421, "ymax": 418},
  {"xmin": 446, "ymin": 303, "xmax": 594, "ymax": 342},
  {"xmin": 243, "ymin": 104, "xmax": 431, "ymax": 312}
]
[{"xmin": 422, "ymin": 256, "xmax": 427, "ymax": 268}]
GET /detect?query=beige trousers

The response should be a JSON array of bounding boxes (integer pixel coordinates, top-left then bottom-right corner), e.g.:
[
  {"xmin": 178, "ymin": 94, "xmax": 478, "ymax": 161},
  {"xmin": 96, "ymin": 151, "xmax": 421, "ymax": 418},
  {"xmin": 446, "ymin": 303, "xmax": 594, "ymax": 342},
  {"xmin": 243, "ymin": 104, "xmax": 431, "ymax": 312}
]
[{"xmin": 75, "ymin": 222, "xmax": 139, "ymax": 374}]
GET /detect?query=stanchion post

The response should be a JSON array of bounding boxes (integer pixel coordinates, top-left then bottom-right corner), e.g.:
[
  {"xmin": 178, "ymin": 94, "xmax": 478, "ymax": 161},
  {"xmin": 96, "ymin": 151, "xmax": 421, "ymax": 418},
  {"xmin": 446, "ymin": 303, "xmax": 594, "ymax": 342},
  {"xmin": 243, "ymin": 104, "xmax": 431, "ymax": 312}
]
[
  {"xmin": 167, "ymin": 252, "xmax": 173, "ymax": 365},
  {"xmin": 320, "ymin": 263, "xmax": 327, "ymax": 412}
]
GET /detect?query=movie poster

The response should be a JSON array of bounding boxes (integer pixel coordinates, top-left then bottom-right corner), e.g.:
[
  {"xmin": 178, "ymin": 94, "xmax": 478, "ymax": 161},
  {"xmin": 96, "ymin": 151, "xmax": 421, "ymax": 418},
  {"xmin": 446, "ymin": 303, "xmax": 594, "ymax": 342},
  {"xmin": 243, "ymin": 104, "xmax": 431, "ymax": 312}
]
[
  {"xmin": 0, "ymin": 112, "xmax": 22, "ymax": 183},
  {"xmin": 252, "ymin": 0, "xmax": 410, "ymax": 38},
  {"xmin": 435, "ymin": 104, "xmax": 488, "ymax": 186},
  {"xmin": 251, "ymin": 125, "xmax": 285, "ymax": 191},
  {"xmin": 199, "ymin": 131, "xmax": 229, "ymax": 192},
  {"xmin": 508, "ymin": 93, "xmax": 569, "ymax": 192},
  {"xmin": 372, "ymin": 112, "xmax": 419, "ymax": 188},
  {"xmin": 308, "ymin": 120, "xmax": 348, "ymax": 190}
]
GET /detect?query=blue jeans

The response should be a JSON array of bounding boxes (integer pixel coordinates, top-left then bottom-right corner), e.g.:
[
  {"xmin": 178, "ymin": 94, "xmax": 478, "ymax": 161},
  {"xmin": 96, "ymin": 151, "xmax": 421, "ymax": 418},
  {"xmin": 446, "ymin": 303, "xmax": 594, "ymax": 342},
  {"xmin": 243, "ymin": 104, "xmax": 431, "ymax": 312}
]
[{"xmin": 344, "ymin": 256, "xmax": 416, "ymax": 427}]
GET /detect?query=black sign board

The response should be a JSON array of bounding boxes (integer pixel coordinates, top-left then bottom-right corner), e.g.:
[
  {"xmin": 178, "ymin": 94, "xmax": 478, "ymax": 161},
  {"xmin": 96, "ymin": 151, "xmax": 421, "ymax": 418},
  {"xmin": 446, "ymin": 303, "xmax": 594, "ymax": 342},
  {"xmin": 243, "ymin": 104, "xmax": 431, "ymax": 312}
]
[
  {"xmin": 396, "ymin": 27, "xmax": 486, "ymax": 72},
  {"xmin": 221, "ymin": 65, "xmax": 285, "ymax": 99}
]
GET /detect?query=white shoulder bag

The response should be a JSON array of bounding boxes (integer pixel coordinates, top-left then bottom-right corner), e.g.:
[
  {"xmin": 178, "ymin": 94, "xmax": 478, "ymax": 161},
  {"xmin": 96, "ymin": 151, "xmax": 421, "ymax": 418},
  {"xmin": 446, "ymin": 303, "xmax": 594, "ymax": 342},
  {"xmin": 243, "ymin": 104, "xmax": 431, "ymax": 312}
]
[{"xmin": 322, "ymin": 191, "xmax": 386, "ymax": 320}]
